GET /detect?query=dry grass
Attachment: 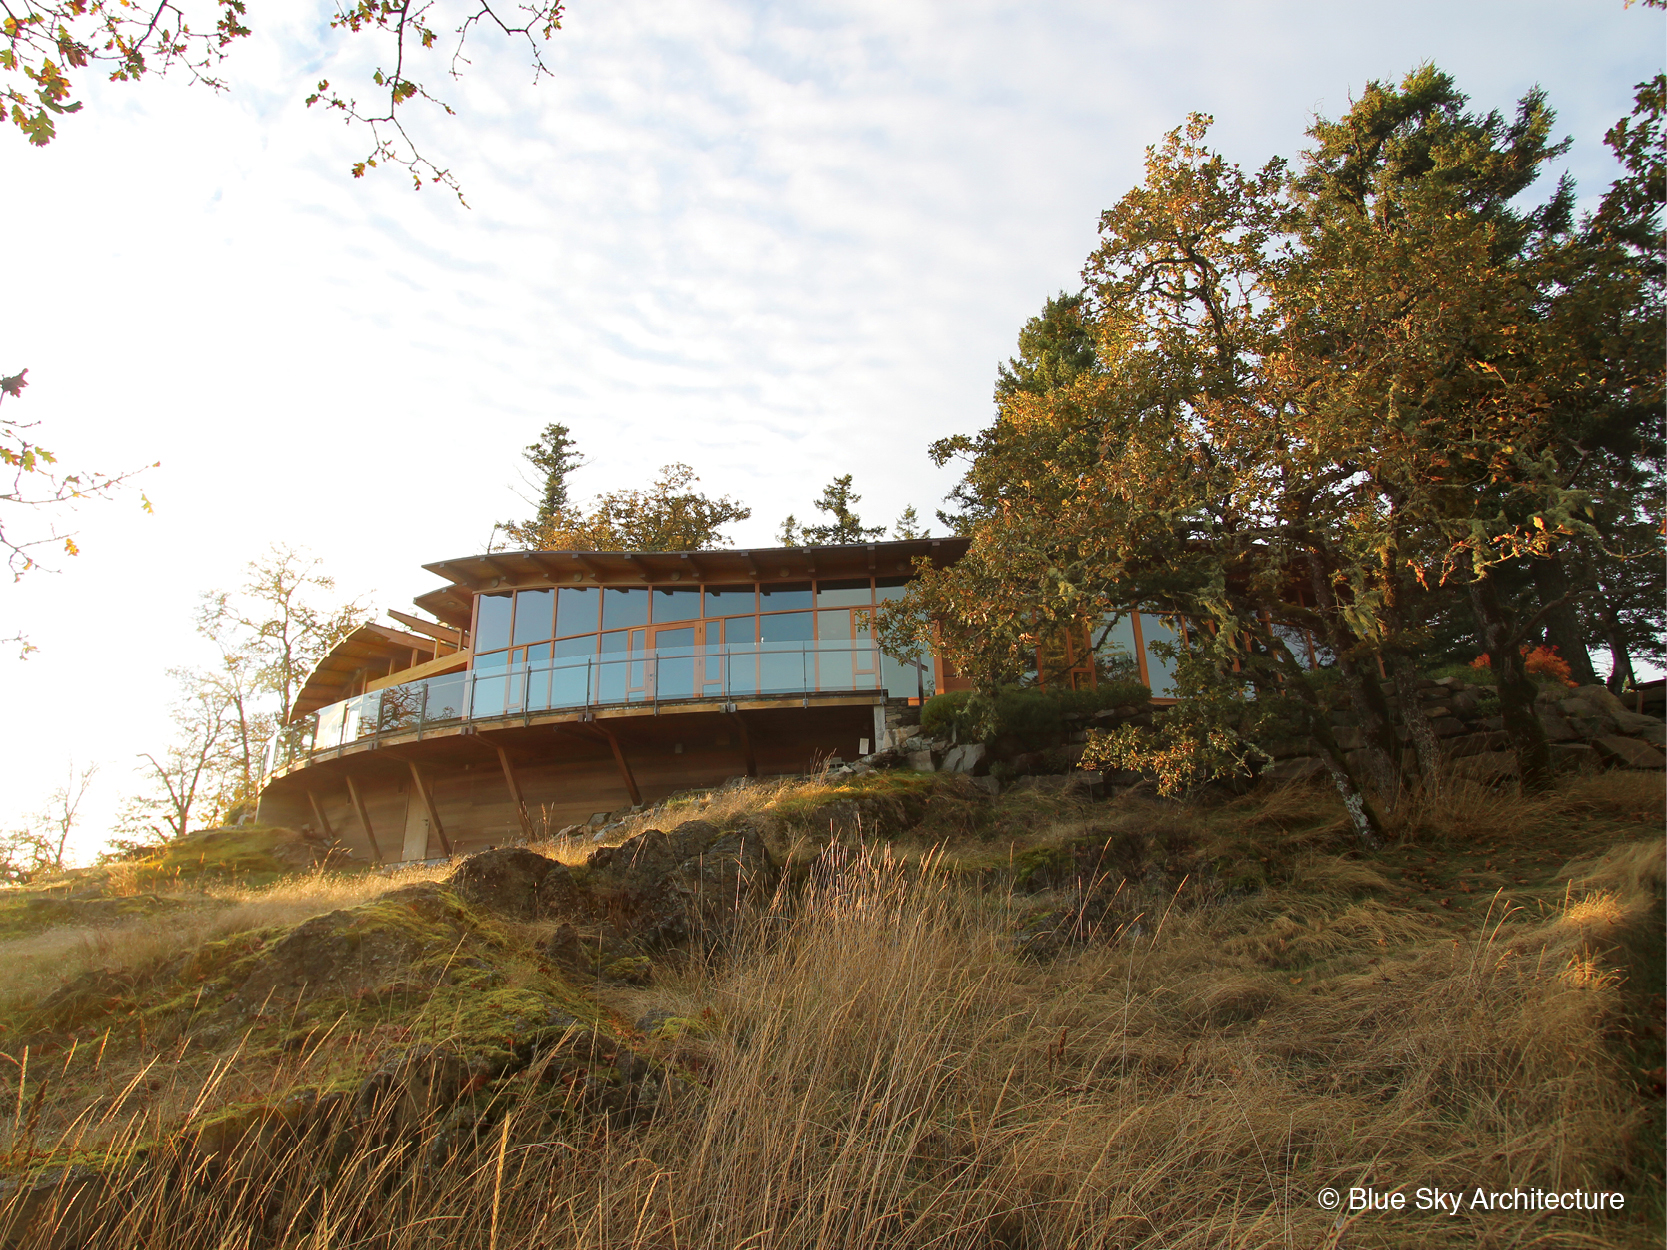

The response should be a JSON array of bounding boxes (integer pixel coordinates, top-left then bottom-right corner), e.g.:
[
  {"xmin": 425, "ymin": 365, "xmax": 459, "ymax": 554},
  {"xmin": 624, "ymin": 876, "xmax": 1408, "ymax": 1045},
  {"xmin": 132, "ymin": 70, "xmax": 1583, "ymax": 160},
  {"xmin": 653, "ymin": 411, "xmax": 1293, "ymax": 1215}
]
[
  {"xmin": 0, "ymin": 863, "xmax": 455, "ymax": 1015},
  {"xmin": 5, "ymin": 829, "xmax": 1659, "ymax": 1249}
]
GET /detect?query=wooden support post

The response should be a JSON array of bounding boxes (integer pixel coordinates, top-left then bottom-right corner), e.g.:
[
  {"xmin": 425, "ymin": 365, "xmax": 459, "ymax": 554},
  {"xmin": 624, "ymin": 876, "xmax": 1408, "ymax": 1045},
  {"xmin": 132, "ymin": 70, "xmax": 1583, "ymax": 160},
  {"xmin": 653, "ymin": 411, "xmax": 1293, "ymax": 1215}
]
[
  {"xmin": 725, "ymin": 709, "xmax": 758, "ymax": 778},
  {"xmin": 491, "ymin": 740, "xmax": 535, "ymax": 841},
  {"xmin": 592, "ymin": 723, "xmax": 642, "ymax": 806},
  {"xmin": 305, "ymin": 790, "xmax": 334, "ymax": 840},
  {"xmin": 405, "ymin": 759, "xmax": 453, "ymax": 857},
  {"xmin": 343, "ymin": 774, "xmax": 384, "ymax": 864}
]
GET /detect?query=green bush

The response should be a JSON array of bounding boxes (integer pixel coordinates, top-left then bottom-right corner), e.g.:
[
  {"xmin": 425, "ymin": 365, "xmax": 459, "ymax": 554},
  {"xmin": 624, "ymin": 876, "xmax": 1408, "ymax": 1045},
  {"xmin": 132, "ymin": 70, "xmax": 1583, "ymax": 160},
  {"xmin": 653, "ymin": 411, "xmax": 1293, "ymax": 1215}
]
[{"xmin": 920, "ymin": 682, "xmax": 1152, "ymax": 750}]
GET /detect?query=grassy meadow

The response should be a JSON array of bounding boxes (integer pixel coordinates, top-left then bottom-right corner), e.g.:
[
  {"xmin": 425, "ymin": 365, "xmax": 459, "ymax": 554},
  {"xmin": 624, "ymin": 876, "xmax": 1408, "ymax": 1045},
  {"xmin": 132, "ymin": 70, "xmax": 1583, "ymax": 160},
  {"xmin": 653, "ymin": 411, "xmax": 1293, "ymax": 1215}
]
[{"xmin": 0, "ymin": 768, "xmax": 1660, "ymax": 1249}]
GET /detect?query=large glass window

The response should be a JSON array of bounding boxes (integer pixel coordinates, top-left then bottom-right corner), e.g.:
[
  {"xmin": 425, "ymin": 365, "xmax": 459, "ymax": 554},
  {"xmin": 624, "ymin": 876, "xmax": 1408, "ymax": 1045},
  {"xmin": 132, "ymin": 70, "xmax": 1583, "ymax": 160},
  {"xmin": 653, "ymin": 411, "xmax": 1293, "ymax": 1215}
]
[
  {"xmin": 760, "ymin": 611, "xmax": 813, "ymax": 642},
  {"xmin": 1139, "ymin": 613, "xmax": 1183, "ymax": 698},
  {"xmin": 556, "ymin": 586, "xmax": 600, "ymax": 636},
  {"xmin": 475, "ymin": 592, "xmax": 514, "ymax": 652},
  {"xmin": 815, "ymin": 578, "xmax": 872, "ymax": 607},
  {"xmin": 512, "ymin": 589, "xmax": 555, "ymax": 646},
  {"xmin": 1093, "ymin": 613, "xmax": 1141, "ymax": 685},
  {"xmin": 704, "ymin": 584, "xmax": 755, "ymax": 616},
  {"xmin": 602, "ymin": 587, "xmax": 649, "ymax": 629},
  {"xmin": 760, "ymin": 582, "xmax": 812, "ymax": 611},
  {"xmin": 651, "ymin": 587, "xmax": 700, "ymax": 622},
  {"xmin": 875, "ymin": 576, "xmax": 911, "ymax": 602}
]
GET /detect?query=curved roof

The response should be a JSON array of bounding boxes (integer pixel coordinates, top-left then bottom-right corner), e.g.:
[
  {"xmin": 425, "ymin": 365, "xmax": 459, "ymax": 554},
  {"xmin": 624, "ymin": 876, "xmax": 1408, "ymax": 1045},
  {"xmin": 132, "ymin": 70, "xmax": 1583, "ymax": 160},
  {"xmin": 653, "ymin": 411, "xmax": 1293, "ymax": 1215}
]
[
  {"xmin": 291, "ymin": 622, "xmax": 440, "ymax": 720},
  {"xmin": 412, "ymin": 537, "xmax": 971, "ymax": 628}
]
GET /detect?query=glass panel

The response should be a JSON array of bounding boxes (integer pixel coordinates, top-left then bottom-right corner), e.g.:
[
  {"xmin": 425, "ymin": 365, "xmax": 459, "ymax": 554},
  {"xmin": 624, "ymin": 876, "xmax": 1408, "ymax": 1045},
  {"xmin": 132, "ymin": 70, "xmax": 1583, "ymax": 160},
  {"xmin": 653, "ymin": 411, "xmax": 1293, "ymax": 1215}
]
[
  {"xmin": 550, "ymin": 654, "xmax": 592, "ymax": 709},
  {"xmin": 875, "ymin": 576, "xmax": 911, "ymax": 601},
  {"xmin": 602, "ymin": 587, "xmax": 650, "ymax": 629},
  {"xmin": 653, "ymin": 626, "xmax": 697, "ymax": 699},
  {"xmin": 760, "ymin": 645, "xmax": 808, "ymax": 693},
  {"xmin": 379, "ymin": 681, "xmax": 424, "ymax": 733},
  {"xmin": 471, "ymin": 674, "xmax": 507, "ymax": 718},
  {"xmin": 512, "ymin": 589, "xmax": 556, "ymax": 646},
  {"xmin": 351, "ymin": 692, "xmax": 379, "ymax": 739},
  {"xmin": 721, "ymin": 616, "xmax": 758, "ymax": 696},
  {"xmin": 704, "ymin": 584, "xmax": 755, "ymax": 617},
  {"xmin": 1093, "ymin": 614, "xmax": 1141, "ymax": 684},
  {"xmin": 759, "ymin": 582, "xmax": 812, "ymax": 611},
  {"xmin": 882, "ymin": 652, "xmax": 935, "ymax": 699},
  {"xmin": 315, "ymin": 699, "xmax": 348, "ymax": 750},
  {"xmin": 424, "ymin": 673, "xmax": 465, "ymax": 722},
  {"xmin": 651, "ymin": 587, "xmax": 700, "ymax": 622},
  {"xmin": 475, "ymin": 649, "xmax": 511, "ymax": 669},
  {"xmin": 1140, "ymin": 613, "xmax": 1182, "ymax": 698},
  {"xmin": 556, "ymin": 586, "xmax": 600, "ymax": 636},
  {"xmin": 815, "ymin": 578, "xmax": 872, "ymax": 607},
  {"xmin": 760, "ymin": 611, "xmax": 813, "ymax": 643},
  {"xmin": 475, "ymin": 592, "xmax": 514, "ymax": 652},
  {"xmin": 597, "ymin": 629, "xmax": 635, "ymax": 703},
  {"xmin": 554, "ymin": 634, "xmax": 596, "ymax": 658}
]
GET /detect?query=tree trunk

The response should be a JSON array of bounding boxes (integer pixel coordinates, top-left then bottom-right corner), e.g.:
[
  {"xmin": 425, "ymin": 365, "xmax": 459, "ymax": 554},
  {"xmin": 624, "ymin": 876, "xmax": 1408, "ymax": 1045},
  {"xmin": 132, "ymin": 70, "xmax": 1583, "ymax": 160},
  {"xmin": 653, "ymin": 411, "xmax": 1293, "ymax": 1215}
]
[
  {"xmin": 1598, "ymin": 603, "xmax": 1638, "ymax": 695},
  {"xmin": 1467, "ymin": 577, "xmax": 1555, "ymax": 793},
  {"xmin": 1389, "ymin": 653, "xmax": 1443, "ymax": 795},
  {"xmin": 1305, "ymin": 553, "xmax": 1402, "ymax": 806},
  {"xmin": 1531, "ymin": 555, "xmax": 1599, "ymax": 686},
  {"xmin": 1265, "ymin": 635, "xmax": 1386, "ymax": 848}
]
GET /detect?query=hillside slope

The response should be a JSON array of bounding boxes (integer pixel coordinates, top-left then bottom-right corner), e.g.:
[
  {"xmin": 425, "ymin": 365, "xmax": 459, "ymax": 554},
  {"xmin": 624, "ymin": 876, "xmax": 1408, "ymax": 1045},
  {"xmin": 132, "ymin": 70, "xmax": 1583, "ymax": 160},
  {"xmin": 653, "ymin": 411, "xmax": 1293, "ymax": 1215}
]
[{"xmin": 0, "ymin": 769, "xmax": 1661, "ymax": 1250}]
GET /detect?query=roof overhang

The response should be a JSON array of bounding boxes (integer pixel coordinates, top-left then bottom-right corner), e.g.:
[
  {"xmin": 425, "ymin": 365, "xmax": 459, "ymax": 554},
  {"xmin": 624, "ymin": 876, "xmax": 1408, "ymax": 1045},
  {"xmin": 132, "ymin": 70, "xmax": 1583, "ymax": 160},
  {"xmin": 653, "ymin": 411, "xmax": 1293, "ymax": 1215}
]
[
  {"xmin": 291, "ymin": 622, "xmax": 439, "ymax": 721},
  {"xmin": 413, "ymin": 538, "xmax": 970, "ymax": 625}
]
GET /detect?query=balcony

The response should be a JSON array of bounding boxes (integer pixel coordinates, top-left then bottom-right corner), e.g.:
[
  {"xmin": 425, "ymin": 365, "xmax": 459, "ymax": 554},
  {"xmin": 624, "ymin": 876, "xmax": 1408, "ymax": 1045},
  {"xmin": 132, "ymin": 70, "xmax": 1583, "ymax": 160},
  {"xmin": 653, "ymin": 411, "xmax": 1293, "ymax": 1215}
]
[{"xmin": 263, "ymin": 639, "xmax": 932, "ymax": 778}]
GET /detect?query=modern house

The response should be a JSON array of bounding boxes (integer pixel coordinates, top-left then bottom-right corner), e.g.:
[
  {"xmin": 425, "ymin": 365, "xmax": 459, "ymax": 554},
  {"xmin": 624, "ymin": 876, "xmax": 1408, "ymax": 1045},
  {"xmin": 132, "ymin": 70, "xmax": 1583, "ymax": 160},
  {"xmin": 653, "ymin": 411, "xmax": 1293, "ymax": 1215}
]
[{"xmin": 255, "ymin": 538, "xmax": 1185, "ymax": 862}]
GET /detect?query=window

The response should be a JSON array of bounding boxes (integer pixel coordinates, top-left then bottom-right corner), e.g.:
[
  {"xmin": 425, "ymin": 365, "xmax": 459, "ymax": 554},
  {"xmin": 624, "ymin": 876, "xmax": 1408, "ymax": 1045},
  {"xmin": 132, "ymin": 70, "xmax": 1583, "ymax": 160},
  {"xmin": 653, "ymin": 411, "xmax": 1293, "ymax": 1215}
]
[
  {"xmin": 602, "ymin": 587, "xmax": 649, "ymax": 629},
  {"xmin": 556, "ymin": 586, "xmax": 600, "ymax": 636},
  {"xmin": 512, "ymin": 589, "xmax": 555, "ymax": 646},
  {"xmin": 475, "ymin": 592, "xmax": 513, "ymax": 652},
  {"xmin": 704, "ymin": 584, "xmax": 755, "ymax": 616},
  {"xmin": 815, "ymin": 578, "xmax": 872, "ymax": 607},
  {"xmin": 760, "ymin": 582, "xmax": 812, "ymax": 611},
  {"xmin": 651, "ymin": 587, "xmax": 700, "ymax": 622}
]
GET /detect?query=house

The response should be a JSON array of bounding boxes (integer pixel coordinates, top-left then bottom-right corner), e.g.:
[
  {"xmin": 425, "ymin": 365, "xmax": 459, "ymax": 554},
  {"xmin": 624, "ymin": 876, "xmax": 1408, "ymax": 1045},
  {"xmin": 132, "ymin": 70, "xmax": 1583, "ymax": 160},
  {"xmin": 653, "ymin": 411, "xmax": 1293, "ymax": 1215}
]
[{"xmin": 255, "ymin": 538, "xmax": 1184, "ymax": 861}]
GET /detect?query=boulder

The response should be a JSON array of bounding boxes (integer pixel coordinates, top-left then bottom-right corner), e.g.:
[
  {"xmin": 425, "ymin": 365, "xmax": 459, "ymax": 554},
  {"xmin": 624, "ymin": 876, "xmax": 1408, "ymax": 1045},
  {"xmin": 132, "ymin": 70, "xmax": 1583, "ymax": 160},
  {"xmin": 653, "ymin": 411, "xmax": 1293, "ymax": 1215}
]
[
  {"xmin": 1592, "ymin": 736, "xmax": 1666, "ymax": 771},
  {"xmin": 1536, "ymin": 711, "xmax": 1578, "ymax": 742},
  {"xmin": 906, "ymin": 749, "xmax": 938, "ymax": 773},
  {"xmin": 447, "ymin": 847, "xmax": 559, "ymax": 921},
  {"xmin": 1261, "ymin": 756, "xmax": 1324, "ymax": 785},
  {"xmin": 1429, "ymin": 717, "xmax": 1467, "ymax": 738}
]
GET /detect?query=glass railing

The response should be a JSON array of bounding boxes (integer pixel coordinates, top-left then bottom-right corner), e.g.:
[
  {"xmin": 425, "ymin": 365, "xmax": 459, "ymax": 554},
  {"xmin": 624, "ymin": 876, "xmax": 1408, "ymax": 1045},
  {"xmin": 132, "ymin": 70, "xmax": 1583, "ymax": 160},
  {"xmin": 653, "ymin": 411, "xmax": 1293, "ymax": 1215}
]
[{"xmin": 261, "ymin": 641, "xmax": 934, "ymax": 778}]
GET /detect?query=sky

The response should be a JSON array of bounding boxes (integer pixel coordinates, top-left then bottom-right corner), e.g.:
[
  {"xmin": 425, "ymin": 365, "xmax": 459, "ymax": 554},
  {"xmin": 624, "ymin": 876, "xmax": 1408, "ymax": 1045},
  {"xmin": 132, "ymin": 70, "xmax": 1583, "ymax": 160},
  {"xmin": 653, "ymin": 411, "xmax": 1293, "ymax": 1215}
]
[{"xmin": 1, "ymin": 0, "xmax": 1661, "ymax": 861}]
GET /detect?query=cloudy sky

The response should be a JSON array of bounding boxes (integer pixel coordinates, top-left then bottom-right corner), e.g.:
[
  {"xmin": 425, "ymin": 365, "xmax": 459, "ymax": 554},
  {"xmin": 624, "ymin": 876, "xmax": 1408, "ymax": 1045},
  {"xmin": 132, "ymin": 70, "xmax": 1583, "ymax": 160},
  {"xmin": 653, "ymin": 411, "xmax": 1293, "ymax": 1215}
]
[{"xmin": 1, "ymin": 0, "xmax": 1660, "ymax": 857}]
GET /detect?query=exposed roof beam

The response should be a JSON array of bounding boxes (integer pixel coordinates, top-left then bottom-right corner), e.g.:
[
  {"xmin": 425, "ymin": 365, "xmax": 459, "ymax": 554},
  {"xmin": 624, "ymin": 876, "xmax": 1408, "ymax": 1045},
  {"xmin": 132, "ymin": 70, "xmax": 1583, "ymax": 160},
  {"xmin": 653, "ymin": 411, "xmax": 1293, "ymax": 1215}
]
[
  {"xmin": 386, "ymin": 609, "xmax": 462, "ymax": 647},
  {"xmin": 619, "ymin": 552, "xmax": 651, "ymax": 581}
]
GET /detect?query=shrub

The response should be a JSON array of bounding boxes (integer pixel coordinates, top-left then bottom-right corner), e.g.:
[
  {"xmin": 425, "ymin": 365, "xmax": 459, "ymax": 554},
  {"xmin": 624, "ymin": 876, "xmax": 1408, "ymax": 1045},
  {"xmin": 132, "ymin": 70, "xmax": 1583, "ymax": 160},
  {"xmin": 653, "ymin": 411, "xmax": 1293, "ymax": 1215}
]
[
  {"xmin": 1468, "ymin": 645, "xmax": 1578, "ymax": 687},
  {"xmin": 920, "ymin": 682, "xmax": 1152, "ymax": 749}
]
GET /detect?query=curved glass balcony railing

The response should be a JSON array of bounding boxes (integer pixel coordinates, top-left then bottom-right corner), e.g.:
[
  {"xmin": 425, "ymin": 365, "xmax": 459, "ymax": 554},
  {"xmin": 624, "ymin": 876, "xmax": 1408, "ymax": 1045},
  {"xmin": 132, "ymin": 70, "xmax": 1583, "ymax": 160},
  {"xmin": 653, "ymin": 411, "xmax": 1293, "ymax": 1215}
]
[{"xmin": 262, "ymin": 640, "xmax": 934, "ymax": 778}]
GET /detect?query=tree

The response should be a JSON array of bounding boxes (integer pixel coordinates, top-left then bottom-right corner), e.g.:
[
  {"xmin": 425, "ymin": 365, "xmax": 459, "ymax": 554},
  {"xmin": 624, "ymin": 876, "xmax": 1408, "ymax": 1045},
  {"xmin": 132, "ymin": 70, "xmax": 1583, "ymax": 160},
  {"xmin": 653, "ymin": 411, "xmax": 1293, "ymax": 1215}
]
[
  {"xmin": 930, "ymin": 291, "xmax": 1098, "ymax": 533},
  {"xmin": 3, "ymin": 0, "xmax": 566, "ymax": 200},
  {"xmin": 777, "ymin": 475, "xmax": 885, "ymax": 546},
  {"xmin": 123, "ymin": 675, "xmax": 238, "ymax": 840},
  {"xmin": 1, "ymin": 368, "xmax": 153, "ymax": 653},
  {"xmin": 876, "ymin": 65, "xmax": 1662, "ymax": 835},
  {"xmin": 517, "ymin": 422, "xmax": 585, "ymax": 532},
  {"xmin": 38, "ymin": 758, "xmax": 98, "ymax": 873},
  {"xmin": 891, "ymin": 505, "xmax": 929, "ymax": 540},
  {"xmin": 199, "ymin": 543, "xmax": 370, "ymax": 731},
  {"xmin": 502, "ymin": 462, "xmax": 752, "ymax": 552}
]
